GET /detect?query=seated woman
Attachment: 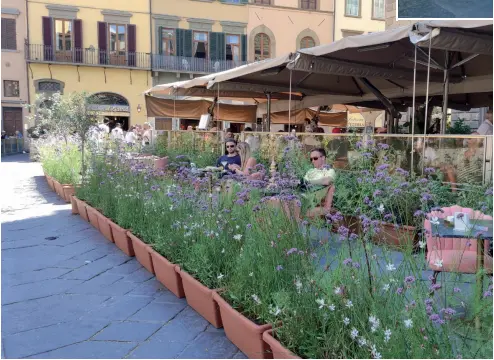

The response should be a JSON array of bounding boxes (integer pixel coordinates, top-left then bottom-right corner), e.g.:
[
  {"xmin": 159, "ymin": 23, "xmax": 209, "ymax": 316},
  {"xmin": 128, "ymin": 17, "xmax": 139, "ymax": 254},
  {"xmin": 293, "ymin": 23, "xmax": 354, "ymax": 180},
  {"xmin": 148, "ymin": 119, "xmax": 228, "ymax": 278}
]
[
  {"xmin": 228, "ymin": 142, "xmax": 263, "ymax": 180},
  {"xmin": 303, "ymin": 148, "xmax": 336, "ymax": 219}
]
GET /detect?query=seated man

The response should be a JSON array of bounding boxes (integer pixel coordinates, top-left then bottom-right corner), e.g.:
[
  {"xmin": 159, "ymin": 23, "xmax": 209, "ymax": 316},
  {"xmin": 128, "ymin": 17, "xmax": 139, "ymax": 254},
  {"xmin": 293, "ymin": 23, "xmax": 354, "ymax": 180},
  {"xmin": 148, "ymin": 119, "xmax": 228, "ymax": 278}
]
[
  {"xmin": 216, "ymin": 138, "xmax": 241, "ymax": 174},
  {"xmin": 303, "ymin": 148, "xmax": 336, "ymax": 219}
]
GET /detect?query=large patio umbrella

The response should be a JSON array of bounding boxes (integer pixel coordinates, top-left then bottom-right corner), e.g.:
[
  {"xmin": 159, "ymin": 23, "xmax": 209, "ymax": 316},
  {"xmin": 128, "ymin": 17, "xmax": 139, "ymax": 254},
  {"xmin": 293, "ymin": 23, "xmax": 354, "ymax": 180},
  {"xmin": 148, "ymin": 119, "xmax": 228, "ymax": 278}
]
[{"xmin": 206, "ymin": 20, "xmax": 493, "ymax": 132}]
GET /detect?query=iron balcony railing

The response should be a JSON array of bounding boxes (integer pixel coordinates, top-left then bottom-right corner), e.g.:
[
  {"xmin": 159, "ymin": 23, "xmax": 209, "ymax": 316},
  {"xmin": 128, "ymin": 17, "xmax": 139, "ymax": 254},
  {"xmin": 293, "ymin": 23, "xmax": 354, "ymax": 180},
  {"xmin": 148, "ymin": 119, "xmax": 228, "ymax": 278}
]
[
  {"xmin": 152, "ymin": 54, "xmax": 248, "ymax": 73},
  {"xmin": 26, "ymin": 44, "xmax": 151, "ymax": 69}
]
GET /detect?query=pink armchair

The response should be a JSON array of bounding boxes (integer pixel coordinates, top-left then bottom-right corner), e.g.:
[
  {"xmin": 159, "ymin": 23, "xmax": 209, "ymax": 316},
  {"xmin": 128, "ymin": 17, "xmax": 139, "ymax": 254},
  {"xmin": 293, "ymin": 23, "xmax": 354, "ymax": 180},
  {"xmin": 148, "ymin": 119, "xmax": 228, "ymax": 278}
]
[{"xmin": 424, "ymin": 205, "xmax": 493, "ymax": 281}]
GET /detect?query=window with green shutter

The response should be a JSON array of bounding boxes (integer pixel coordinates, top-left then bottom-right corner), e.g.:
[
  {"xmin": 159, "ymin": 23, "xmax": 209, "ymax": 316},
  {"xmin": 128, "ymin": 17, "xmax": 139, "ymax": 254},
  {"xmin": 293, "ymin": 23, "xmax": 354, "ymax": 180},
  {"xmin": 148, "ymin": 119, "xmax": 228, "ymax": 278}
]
[
  {"xmin": 209, "ymin": 32, "xmax": 225, "ymax": 61},
  {"xmin": 176, "ymin": 28, "xmax": 192, "ymax": 58}
]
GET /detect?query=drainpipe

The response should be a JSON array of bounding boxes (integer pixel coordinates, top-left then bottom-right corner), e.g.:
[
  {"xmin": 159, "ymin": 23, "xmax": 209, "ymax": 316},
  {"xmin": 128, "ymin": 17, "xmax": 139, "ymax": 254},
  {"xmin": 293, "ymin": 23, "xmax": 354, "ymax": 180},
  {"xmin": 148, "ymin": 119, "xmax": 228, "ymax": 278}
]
[
  {"xmin": 25, "ymin": 0, "xmax": 31, "ymax": 143},
  {"xmin": 332, "ymin": 0, "xmax": 336, "ymax": 42},
  {"xmin": 149, "ymin": 0, "xmax": 153, "ymax": 73}
]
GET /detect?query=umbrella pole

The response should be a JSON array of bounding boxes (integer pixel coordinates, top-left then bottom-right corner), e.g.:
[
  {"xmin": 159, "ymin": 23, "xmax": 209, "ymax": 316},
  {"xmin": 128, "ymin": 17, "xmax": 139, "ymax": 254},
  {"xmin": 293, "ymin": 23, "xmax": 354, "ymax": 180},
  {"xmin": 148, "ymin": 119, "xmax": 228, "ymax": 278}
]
[
  {"xmin": 411, "ymin": 45, "xmax": 417, "ymax": 175},
  {"xmin": 421, "ymin": 35, "xmax": 433, "ymax": 176},
  {"xmin": 289, "ymin": 69, "xmax": 292, "ymax": 131},
  {"xmin": 441, "ymin": 50, "xmax": 450, "ymax": 135},
  {"xmin": 266, "ymin": 92, "xmax": 272, "ymax": 132}
]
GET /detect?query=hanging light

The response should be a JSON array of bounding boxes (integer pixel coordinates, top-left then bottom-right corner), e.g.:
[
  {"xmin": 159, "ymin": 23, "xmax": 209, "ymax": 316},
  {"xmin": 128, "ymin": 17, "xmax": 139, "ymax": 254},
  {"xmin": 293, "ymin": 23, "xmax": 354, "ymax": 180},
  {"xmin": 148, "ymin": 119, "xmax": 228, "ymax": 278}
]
[{"xmin": 137, "ymin": 104, "xmax": 142, "ymax": 113}]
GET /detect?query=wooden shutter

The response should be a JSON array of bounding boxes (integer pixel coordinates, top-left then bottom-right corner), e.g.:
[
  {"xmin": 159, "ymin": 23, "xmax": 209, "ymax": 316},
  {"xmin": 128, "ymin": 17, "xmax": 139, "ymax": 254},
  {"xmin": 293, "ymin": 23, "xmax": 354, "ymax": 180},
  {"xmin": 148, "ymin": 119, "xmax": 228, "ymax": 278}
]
[
  {"xmin": 1, "ymin": 18, "xmax": 17, "ymax": 50},
  {"xmin": 158, "ymin": 26, "xmax": 163, "ymax": 54},
  {"xmin": 209, "ymin": 32, "xmax": 225, "ymax": 61},
  {"xmin": 128, "ymin": 24, "xmax": 136, "ymax": 67},
  {"xmin": 241, "ymin": 34, "xmax": 247, "ymax": 62},
  {"xmin": 98, "ymin": 21, "xmax": 107, "ymax": 64},
  {"xmin": 73, "ymin": 19, "xmax": 83, "ymax": 63},
  {"xmin": 42, "ymin": 16, "xmax": 53, "ymax": 61},
  {"xmin": 176, "ymin": 29, "xmax": 192, "ymax": 58}
]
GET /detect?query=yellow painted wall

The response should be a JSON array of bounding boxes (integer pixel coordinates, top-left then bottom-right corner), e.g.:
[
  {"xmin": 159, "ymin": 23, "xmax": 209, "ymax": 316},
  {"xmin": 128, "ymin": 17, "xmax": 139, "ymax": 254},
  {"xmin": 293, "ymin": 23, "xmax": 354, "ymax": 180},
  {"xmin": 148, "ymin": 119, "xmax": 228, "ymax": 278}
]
[
  {"xmin": 28, "ymin": 64, "xmax": 150, "ymax": 125},
  {"xmin": 247, "ymin": 4, "xmax": 334, "ymax": 59},
  {"xmin": 334, "ymin": 0, "xmax": 385, "ymax": 40},
  {"xmin": 28, "ymin": 0, "xmax": 151, "ymax": 53}
]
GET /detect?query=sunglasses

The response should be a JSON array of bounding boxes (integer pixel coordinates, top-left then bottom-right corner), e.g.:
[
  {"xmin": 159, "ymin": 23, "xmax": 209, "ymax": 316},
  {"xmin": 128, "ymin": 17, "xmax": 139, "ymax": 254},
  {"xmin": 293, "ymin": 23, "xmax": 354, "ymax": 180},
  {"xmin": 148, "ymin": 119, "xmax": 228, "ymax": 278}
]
[
  {"xmin": 310, "ymin": 156, "xmax": 320, "ymax": 161},
  {"xmin": 226, "ymin": 145, "xmax": 236, "ymax": 148}
]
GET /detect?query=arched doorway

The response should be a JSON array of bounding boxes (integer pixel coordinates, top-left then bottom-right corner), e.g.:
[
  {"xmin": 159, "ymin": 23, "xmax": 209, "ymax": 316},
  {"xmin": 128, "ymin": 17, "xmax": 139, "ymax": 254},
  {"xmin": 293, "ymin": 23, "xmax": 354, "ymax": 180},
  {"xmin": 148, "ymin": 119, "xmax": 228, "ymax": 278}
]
[{"xmin": 88, "ymin": 92, "xmax": 130, "ymax": 131}]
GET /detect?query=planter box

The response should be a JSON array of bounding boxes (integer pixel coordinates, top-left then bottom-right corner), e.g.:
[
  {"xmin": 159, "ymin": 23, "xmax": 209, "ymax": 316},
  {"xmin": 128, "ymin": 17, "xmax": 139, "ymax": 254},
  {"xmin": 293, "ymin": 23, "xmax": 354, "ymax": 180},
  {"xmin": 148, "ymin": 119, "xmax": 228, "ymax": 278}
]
[
  {"xmin": 74, "ymin": 197, "xmax": 89, "ymax": 222},
  {"xmin": 180, "ymin": 269, "xmax": 222, "ymax": 328},
  {"xmin": 62, "ymin": 184, "xmax": 75, "ymax": 203},
  {"xmin": 85, "ymin": 206, "xmax": 100, "ymax": 231},
  {"xmin": 128, "ymin": 232, "xmax": 154, "ymax": 274},
  {"xmin": 373, "ymin": 222, "xmax": 418, "ymax": 250},
  {"xmin": 46, "ymin": 175, "xmax": 55, "ymax": 191},
  {"xmin": 109, "ymin": 220, "xmax": 134, "ymax": 256},
  {"xmin": 154, "ymin": 156, "xmax": 168, "ymax": 170},
  {"xmin": 213, "ymin": 292, "xmax": 272, "ymax": 359},
  {"xmin": 331, "ymin": 214, "xmax": 361, "ymax": 235},
  {"xmin": 70, "ymin": 196, "xmax": 79, "ymax": 215},
  {"xmin": 96, "ymin": 211, "xmax": 114, "ymax": 243},
  {"xmin": 263, "ymin": 330, "xmax": 300, "ymax": 359},
  {"xmin": 53, "ymin": 179, "xmax": 64, "ymax": 199},
  {"xmin": 150, "ymin": 250, "xmax": 185, "ymax": 298}
]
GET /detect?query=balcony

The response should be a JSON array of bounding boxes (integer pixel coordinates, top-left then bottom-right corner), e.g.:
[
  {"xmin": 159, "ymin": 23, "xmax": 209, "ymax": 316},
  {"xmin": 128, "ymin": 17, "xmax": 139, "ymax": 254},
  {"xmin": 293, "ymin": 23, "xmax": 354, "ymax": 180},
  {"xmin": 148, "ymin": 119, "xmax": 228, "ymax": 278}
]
[
  {"xmin": 152, "ymin": 54, "xmax": 248, "ymax": 74},
  {"xmin": 26, "ymin": 44, "xmax": 151, "ymax": 70}
]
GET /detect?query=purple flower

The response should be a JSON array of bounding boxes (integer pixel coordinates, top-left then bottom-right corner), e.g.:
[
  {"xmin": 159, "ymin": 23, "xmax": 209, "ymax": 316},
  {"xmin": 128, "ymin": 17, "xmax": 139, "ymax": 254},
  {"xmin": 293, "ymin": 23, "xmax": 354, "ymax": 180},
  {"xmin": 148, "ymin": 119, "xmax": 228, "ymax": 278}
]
[
  {"xmin": 338, "ymin": 226, "xmax": 349, "ymax": 238},
  {"xmin": 384, "ymin": 213, "xmax": 393, "ymax": 221},
  {"xmin": 400, "ymin": 182, "xmax": 409, "ymax": 188},
  {"xmin": 424, "ymin": 298, "xmax": 434, "ymax": 306},
  {"xmin": 421, "ymin": 193, "xmax": 433, "ymax": 202},
  {"xmin": 453, "ymin": 287, "xmax": 461, "ymax": 293},
  {"xmin": 424, "ymin": 167, "xmax": 436, "ymax": 174},
  {"xmin": 396, "ymin": 287, "xmax": 404, "ymax": 295},
  {"xmin": 396, "ymin": 168, "xmax": 409, "ymax": 176},
  {"xmin": 373, "ymin": 189, "xmax": 382, "ymax": 197},
  {"xmin": 246, "ymin": 224, "xmax": 252, "ymax": 229},
  {"xmin": 404, "ymin": 276, "xmax": 416, "ymax": 284},
  {"xmin": 349, "ymin": 233, "xmax": 359, "ymax": 241},
  {"xmin": 352, "ymin": 262, "xmax": 360, "ymax": 269},
  {"xmin": 310, "ymin": 252, "xmax": 318, "ymax": 258},
  {"xmin": 429, "ymin": 313, "xmax": 445, "ymax": 324},
  {"xmin": 378, "ymin": 143, "xmax": 389, "ymax": 150},
  {"xmin": 483, "ymin": 290, "xmax": 492, "ymax": 298},
  {"xmin": 418, "ymin": 178, "xmax": 428, "ymax": 184},
  {"xmin": 364, "ymin": 196, "xmax": 371, "ymax": 205},
  {"xmin": 429, "ymin": 283, "xmax": 441, "ymax": 292},
  {"xmin": 357, "ymin": 178, "xmax": 363, "ymax": 183},
  {"xmin": 276, "ymin": 265, "xmax": 283, "ymax": 271},
  {"xmin": 441, "ymin": 308, "xmax": 456, "ymax": 316},
  {"xmin": 343, "ymin": 258, "xmax": 353, "ymax": 266},
  {"xmin": 355, "ymin": 141, "xmax": 363, "ymax": 149},
  {"xmin": 485, "ymin": 188, "xmax": 493, "ymax": 196},
  {"xmin": 377, "ymin": 164, "xmax": 390, "ymax": 171},
  {"xmin": 456, "ymin": 213, "xmax": 464, "ymax": 219},
  {"xmin": 414, "ymin": 210, "xmax": 425, "ymax": 217},
  {"xmin": 426, "ymin": 305, "xmax": 433, "ymax": 314},
  {"xmin": 235, "ymin": 199, "xmax": 245, "ymax": 206},
  {"xmin": 302, "ymin": 220, "xmax": 309, "ymax": 226},
  {"xmin": 362, "ymin": 152, "xmax": 372, "ymax": 158},
  {"xmin": 286, "ymin": 248, "xmax": 298, "ymax": 256},
  {"xmin": 393, "ymin": 188, "xmax": 402, "ymax": 195}
]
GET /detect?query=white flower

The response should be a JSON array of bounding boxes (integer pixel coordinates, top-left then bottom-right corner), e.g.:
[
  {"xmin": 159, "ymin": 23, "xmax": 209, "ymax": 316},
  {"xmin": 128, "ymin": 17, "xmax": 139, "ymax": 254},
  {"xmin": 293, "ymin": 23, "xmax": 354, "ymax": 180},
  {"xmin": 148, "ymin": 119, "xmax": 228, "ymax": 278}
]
[
  {"xmin": 418, "ymin": 240, "xmax": 426, "ymax": 249},
  {"xmin": 217, "ymin": 274, "xmax": 224, "ymax": 279},
  {"xmin": 377, "ymin": 204, "xmax": 385, "ymax": 213},
  {"xmin": 294, "ymin": 279, "xmax": 302, "ymax": 293},
  {"xmin": 329, "ymin": 304, "xmax": 335, "ymax": 311},
  {"xmin": 382, "ymin": 283, "xmax": 390, "ymax": 292},
  {"xmin": 430, "ymin": 216, "xmax": 440, "ymax": 225},
  {"xmin": 386, "ymin": 263, "xmax": 396, "ymax": 271},
  {"xmin": 369, "ymin": 315, "xmax": 380, "ymax": 332},
  {"xmin": 345, "ymin": 300, "xmax": 353, "ymax": 308},
  {"xmin": 334, "ymin": 286, "xmax": 342, "ymax": 295},
  {"xmin": 249, "ymin": 272, "xmax": 253, "ymax": 277},
  {"xmin": 233, "ymin": 234, "xmax": 243, "ymax": 241},
  {"xmin": 316, "ymin": 298, "xmax": 326, "ymax": 309},
  {"xmin": 358, "ymin": 337, "xmax": 367, "ymax": 347},
  {"xmin": 434, "ymin": 258, "xmax": 443, "ymax": 268},
  {"xmin": 384, "ymin": 329, "xmax": 392, "ymax": 343},
  {"xmin": 251, "ymin": 294, "xmax": 262, "ymax": 305},
  {"xmin": 268, "ymin": 305, "xmax": 281, "ymax": 316},
  {"xmin": 184, "ymin": 231, "xmax": 192, "ymax": 237},
  {"xmin": 404, "ymin": 319, "xmax": 413, "ymax": 329},
  {"xmin": 236, "ymin": 225, "xmax": 240, "ymax": 229},
  {"xmin": 350, "ymin": 328, "xmax": 359, "ymax": 339},
  {"xmin": 169, "ymin": 205, "xmax": 174, "ymax": 211},
  {"xmin": 221, "ymin": 248, "xmax": 225, "ymax": 254},
  {"xmin": 343, "ymin": 317, "xmax": 350, "ymax": 326}
]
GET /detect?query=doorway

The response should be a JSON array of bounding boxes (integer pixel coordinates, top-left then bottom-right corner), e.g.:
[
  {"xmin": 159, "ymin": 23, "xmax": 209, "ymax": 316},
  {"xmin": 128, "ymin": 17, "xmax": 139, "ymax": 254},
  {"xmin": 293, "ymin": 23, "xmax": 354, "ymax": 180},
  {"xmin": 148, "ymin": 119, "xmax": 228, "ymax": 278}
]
[{"xmin": 2, "ymin": 107, "xmax": 23, "ymax": 136}]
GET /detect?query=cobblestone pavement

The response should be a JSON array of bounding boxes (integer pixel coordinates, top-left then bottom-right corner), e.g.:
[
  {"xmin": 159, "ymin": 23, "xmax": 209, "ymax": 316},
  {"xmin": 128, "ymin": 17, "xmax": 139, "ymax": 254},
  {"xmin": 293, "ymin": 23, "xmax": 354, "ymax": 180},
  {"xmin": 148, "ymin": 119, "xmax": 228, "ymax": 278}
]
[
  {"xmin": 1, "ymin": 154, "xmax": 246, "ymax": 359},
  {"xmin": 398, "ymin": 0, "xmax": 492, "ymax": 18}
]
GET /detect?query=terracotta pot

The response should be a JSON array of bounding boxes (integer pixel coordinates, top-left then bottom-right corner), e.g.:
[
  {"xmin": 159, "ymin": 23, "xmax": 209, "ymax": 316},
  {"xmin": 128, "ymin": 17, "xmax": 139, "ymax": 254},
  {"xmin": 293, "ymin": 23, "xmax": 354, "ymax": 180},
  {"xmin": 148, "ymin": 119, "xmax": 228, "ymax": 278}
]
[
  {"xmin": 373, "ymin": 222, "xmax": 418, "ymax": 250},
  {"xmin": 213, "ymin": 292, "xmax": 272, "ymax": 359},
  {"xmin": 74, "ymin": 197, "xmax": 89, "ymax": 222},
  {"xmin": 70, "ymin": 196, "xmax": 79, "ymax": 215},
  {"xmin": 53, "ymin": 180, "xmax": 64, "ymax": 198},
  {"xmin": 331, "ymin": 214, "xmax": 361, "ymax": 235},
  {"xmin": 109, "ymin": 220, "xmax": 134, "ymax": 256},
  {"xmin": 154, "ymin": 156, "xmax": 168, "ymax": 170},
  {"xmin": 46, "ymin": 175, "xmax": 55, "ymax": 191},
  {"xmin": 95, "ymin": 211, "xmax": 114, "ymax": 243},
  {"xmin": 128, "ymin": 232, "xmax": 155, "ymax": 274},
  {"xmin": 62, "ymin": 184, "xmax": 75, "ymax": 203},
  {"xmin": 263, "ymin": 330, "xmax": 300, "ymax": 359},
  {"xmin": 85, "ymin": 205, "xmax": 100, "ymax": 231},
  {"xmin": 150, "ymin": 250, "xmax": 185, "ymax": 298},
  {"xmin": 180, "ymin": 269, "xmax": 222, "ymax": 328}
]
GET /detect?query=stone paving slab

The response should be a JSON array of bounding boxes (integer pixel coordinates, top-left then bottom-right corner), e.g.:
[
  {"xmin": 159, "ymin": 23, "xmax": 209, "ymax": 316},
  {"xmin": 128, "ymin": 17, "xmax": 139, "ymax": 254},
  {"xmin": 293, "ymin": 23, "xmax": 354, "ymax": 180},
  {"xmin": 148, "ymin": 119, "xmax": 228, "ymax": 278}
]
[{"xmin": 1, "ymin": 154, "xmax": 243, "ymax": 359}]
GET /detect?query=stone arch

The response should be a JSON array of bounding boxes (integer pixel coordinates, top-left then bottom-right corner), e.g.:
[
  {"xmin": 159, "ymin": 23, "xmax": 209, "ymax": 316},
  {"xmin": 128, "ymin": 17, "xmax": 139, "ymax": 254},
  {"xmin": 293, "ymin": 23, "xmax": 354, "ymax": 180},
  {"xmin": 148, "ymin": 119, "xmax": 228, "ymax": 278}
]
[
  {"xmin": 89, "ymin": 92, "xmax": 130, "ymax": 106},
  {"xmin": 33, "ymin": 79, "xmax": 65, "ymax": 95},
  {"xmin": 248, "ymin": 24, "xmax": 276, "ymax": 62},
  {"xmin": 296, "ymin": 28, "xmax": 320, "ymax": 50}
]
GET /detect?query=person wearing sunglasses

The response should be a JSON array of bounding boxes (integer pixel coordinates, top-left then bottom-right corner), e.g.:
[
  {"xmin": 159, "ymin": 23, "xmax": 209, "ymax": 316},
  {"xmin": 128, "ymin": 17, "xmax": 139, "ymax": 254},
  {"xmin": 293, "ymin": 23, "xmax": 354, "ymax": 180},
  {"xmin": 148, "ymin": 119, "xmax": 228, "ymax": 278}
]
[
  {"xmin": 216, "ymin": 138, "xmax": 241, "ymax": 173},
  {"xmin": 302, "ymin": 148, "xmax": 336, "ymax": 219}
]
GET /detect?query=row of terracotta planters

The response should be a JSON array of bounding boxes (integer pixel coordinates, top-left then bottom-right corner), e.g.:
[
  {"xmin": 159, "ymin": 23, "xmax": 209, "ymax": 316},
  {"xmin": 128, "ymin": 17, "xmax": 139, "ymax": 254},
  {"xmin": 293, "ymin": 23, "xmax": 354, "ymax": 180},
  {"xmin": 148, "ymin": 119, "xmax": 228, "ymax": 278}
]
[
  {"xmin": 70, "ymin": 194, "xmax": 297, "ymax": 359},
  {"xmin": 44, "ymin": 174, "xmax": 76, "ymax": 204}
]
